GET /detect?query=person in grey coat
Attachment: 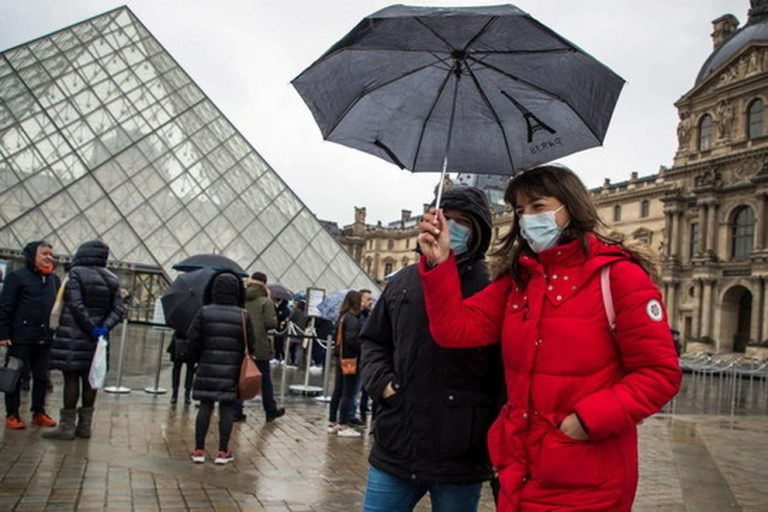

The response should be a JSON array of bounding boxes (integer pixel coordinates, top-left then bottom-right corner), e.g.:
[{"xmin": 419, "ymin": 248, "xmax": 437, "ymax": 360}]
[
  {"xmin": 45, "ymin": 240, "xmax": 124, "ymax": 440},
  {"xmin": 188, "ymin": 271, "xmax": 255, "ymax": 465}
]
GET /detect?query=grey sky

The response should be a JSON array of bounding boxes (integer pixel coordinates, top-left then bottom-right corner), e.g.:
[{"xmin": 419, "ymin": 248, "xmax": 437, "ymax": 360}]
[{"xmin": 0, "ymin": 0, "xmax": 743, "ymax": 226}]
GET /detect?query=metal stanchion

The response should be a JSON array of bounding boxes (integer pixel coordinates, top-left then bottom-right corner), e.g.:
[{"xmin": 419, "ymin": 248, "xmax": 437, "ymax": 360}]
[
  {"xmin": 315, "ymin": 334, "xmax": 334, "ymax": 403},
  {"xmin": 144, "ymin": 328, "xmax": 168, "ymax": 394},
  {"xmin": 104, "ymin": 318, "xmax": 131, "ymax": 394},
  {"xmin": 289, "ymin": 318, "xmax": 322, "ymax": 397},
  {"xmin": 278, "ymin": 323, "xmax": 292, "ymax": 404}
]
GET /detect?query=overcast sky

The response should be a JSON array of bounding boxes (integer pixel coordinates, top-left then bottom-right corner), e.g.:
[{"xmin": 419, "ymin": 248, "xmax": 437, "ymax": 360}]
[{"xmin": 0, "ymin": 0, "xmax": 744, "ymax": 226}]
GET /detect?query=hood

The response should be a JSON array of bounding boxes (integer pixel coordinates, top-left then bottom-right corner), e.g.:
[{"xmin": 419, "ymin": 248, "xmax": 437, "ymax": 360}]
[
  {"xmin": 22, "ymin": 240, "xmax": 47, "ymax": 271},
  {"xmin": 204, "ymin": 269, "xmax": 245, "ymax": 306},
  {"xmin": 245, "ymin": 281, "xmax": 268, "ymax": 301},
  {"xmin": 431, "ymin": 186, "xmax": 493, "ymax": 261},
  {"xmin": 72, "ymin": 240, "xmax": 109, "ymax": 268}
]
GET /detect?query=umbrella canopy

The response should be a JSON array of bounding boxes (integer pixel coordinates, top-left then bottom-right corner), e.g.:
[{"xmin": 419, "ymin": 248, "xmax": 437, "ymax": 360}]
[
  {"xmin": 293, "ymin": 4, "xmax": 624, "ymax": 176},
  {"xmin": 317, "ymin": 289, "xmax": 351, "ymax": 321},
  {"xmin": 160, "ymin": 268, "xmax": 217, "ymax": 333},
  {"xmin": 172, "ymin": 254, "xmax": 247, "ymax": 277},
  {"xmin": 268, "ymin": 284, "xmax": 294, "ymax": 301}
]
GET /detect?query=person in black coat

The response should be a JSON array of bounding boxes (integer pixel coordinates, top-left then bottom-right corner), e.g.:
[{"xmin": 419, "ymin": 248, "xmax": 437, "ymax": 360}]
[
  {"xmin": 45, "ymin": 240, "xmax": 124, "ymax": 440},
  {"xmin": 360, "ymin": 186, "xmax": 505, "ymax": 511},
  {"xmin": 187, "ymin": 271, "xmax": 255, "ymax": 465},
  {"xmin": 0, "ymin": 240, "xmax": 60, "ymax": 430},
  {"xmin": 328, "ymin": 290, "xmax": 364, "ymax": 438}
]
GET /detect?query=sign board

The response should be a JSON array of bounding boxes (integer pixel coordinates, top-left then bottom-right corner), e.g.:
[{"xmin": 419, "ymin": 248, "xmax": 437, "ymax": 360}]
[{"xmin": 306, "ymin": 287, "xmax": 325, "ymax": 318}]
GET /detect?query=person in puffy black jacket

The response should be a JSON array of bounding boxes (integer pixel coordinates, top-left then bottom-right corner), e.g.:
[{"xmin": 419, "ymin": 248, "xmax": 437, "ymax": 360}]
[
  {"xmin": 187, "ymin": 271, "xmax": 255, "ymax": 465},
  {"xmin": 0, "ymin": 240, "xmax": 60, "ymax": 430},
  {"xmin": 46, "ymin": 240, "xmax": 124, "ymax": 441},
  {"xmin": 360, "ymin": 186, "xmax": 505, "ymax": 511}
]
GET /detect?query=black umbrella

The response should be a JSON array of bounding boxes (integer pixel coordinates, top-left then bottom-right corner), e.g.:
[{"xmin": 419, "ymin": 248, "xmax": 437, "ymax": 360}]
[
  {"xmin": 160, "ymin": 268, "xmax": 216, "ymax": 333},
  {"xmin": 268, "ymin": 284, "xmax": 294, "ymax": 301},
  {"xmin": 293, "ymin": 4, "xmax": 624, "ymax": 206},
  {"xmin": 172, "ymin": 254, "xmax": 248, "ymax": 277}
]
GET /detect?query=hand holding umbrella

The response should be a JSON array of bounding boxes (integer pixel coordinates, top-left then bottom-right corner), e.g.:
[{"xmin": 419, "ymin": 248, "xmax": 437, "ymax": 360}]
[{"xmin": 418, "ymin": 208, "xmax": 450, "ymax": 267}]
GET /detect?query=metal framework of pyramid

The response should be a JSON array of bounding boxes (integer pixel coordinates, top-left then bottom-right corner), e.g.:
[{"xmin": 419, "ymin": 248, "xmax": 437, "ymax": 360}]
[{"xmin": 0, "ymin": 6, "xmax": 377, "ymax": 292}]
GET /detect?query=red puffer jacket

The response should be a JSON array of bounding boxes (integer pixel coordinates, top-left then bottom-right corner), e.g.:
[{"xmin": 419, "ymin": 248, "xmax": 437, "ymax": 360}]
[{"xmin": 419, "ymin": 235, "xmax": 681, "ymax": 511}]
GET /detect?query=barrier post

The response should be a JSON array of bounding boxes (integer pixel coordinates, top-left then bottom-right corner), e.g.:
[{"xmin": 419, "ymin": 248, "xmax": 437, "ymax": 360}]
[
  {"xmin": 104, "ymin": 318, "xmax": 131, "ymax": 394},
  {"xmin": 315, "ymin": 334, "xmax": 334, "ymax": 403},
  {"xmin": 144, "ymin": 328, "xmax": 168, "ymax": 394}
]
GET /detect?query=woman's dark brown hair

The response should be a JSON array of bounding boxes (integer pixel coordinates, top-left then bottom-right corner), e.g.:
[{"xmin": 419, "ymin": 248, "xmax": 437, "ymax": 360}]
[
  {"xmin": 489, "ymin": 165, "xmax": 660, "ymax": 283},
  {"xmin": 338, "ymin": 290, "xmax": 362, "ymax": 319}
]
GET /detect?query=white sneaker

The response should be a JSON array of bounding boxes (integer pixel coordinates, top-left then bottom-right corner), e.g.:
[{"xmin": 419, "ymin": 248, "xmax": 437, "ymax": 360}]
[
  {"xmin": 309, "ymin": 365, "xmax": 323, "ymax": 375},
  {"xmin": 269, "ymin": 359, "xmax": 279, "ymax": 367},
  {"xmin": 327, "ymin": 423, "xmax": 340, "ymax": 433},
  {"xmin": 337, "ymin": 427, "xmax": 362, "ymax": 438}
]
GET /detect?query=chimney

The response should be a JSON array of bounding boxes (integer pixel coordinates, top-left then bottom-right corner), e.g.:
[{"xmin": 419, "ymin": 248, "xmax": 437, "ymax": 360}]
[
  {"xmin": 711, "ymin": 14, "xmax": 739, "ymax": 49},
  {"xmin": 401, "ymin": 209, "xmax": 412, "ymax": 223},
  {"xmin": 630, "ymin": 171, "xmax": 638, "ymax": 181}
]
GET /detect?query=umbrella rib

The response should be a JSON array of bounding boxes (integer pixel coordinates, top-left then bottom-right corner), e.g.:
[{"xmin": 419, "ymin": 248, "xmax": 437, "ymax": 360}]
[
  {"xmin": 414, "ymin": 18, "xmax": 457, "ymax": 52},
  {"xmin": 466, "ymin": 56, "xmax": 602, "ymax": 143},
  {"xmin": 463, "ymin": 16, "xmax": 498, "ymax": 52},
  {"xmin": 412, "ymin": 69, "xmax": 455, "ymax": 170},
  {"xmin": 462, "ymin": 60, "xmax": 515, "ymax": 170},
  {"xmin": 322, "ymin": 57, "xmax": 449, "ymax": 141}
]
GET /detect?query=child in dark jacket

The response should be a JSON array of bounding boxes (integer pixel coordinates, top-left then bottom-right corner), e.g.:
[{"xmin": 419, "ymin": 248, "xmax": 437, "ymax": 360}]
[{"xmin": 187, "ymin": 271, "xmax": 255, "ymax": 465}]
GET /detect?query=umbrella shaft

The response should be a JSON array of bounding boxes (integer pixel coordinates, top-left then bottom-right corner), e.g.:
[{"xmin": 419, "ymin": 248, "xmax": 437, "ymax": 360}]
[{"xmin": 435, "ymin": 73, "xmax": 461, "ymax": 211}]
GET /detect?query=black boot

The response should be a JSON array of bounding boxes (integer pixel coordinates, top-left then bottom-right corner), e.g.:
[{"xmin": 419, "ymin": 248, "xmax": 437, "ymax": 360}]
[
  {"xmin": 184, "ymin": 390, "xmax": 191, "ymax": 405},
  {"xmin": 170, "ymin": 389, "xmax": 178, "ymax": 405}
]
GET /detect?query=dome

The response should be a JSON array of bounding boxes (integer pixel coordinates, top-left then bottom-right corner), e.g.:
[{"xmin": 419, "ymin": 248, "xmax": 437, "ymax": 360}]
[{"xmin": 696, "ymin": 19, "xmax": 768, "ymax": 84}]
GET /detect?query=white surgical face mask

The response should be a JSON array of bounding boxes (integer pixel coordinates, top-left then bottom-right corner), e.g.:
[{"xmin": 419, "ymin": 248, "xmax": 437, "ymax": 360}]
[
  {"xmin": 446, "ymin": 219, "xmax": 471, "ymax": 255},
  {"xmin": 519, "ymin": 205, "xmax": 566, "ymax": 253}
]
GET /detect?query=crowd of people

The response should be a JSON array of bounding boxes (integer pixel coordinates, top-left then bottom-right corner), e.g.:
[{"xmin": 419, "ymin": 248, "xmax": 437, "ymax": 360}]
[{"xmin": 0, "ymin": 164, "xmax": 682, "ymax": 511}]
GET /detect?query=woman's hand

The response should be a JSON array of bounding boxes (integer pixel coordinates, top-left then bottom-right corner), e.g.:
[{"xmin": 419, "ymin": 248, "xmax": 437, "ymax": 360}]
[
  {"xmin": 417, "ymin": 207, "xmax": 450, "ymax": 266},
  {"xmin": 559, "ymin": 413, "xmax": 588, "ymax": 440}
]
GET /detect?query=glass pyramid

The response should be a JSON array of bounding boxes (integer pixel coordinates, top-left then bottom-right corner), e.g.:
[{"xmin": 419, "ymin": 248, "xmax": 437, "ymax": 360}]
[{"xmin": 0, "ymin": 6, "xmax": 377, "ymax": 293}]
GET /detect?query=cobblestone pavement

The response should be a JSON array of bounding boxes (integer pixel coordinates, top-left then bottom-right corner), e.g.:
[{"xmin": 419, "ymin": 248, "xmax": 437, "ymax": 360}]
[{"xmin": 1, "ymin": 370, "xmax": 766, "ymax": 511}]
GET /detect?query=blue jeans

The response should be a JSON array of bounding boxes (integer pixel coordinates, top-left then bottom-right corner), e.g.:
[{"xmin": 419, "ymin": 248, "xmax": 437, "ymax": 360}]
[{"xmin": 363, "ymin": 466, "xmax": 482, "ymax": 512}]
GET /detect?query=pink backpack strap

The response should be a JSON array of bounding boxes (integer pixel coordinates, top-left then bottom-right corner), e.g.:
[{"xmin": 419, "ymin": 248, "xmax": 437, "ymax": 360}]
[{"xmin": 600, "ymin": 265, "xmax": 616, "ymax": 334}]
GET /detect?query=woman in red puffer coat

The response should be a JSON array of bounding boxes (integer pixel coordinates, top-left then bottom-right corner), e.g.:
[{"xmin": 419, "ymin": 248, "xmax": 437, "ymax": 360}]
[{"xmin": 417, "ymin": 165, "xmax": 681, "ymax": 511}]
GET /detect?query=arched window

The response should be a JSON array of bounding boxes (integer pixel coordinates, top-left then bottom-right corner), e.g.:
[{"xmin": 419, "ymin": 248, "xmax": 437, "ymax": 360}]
[
  {"xmin": 387, "ymin": 239, "xmax": 394, "ymax": 250},
  {"xmin": 613, "ymin": 204, "xmax": 621, "ymax": 222},
  {"xmin": 731, "ymin": 206, "xmax": 754, "ymax": 259},
  {"xmin": 699, "ymin": 114, "xmax": 713, "ymax": 151},
  {"xmin": 640, "ymin": 200, "xmax": 650, "ymax": 218},
  {"xmin": 383, "ymin": 262, "xmax": 393, "ymax": 276},
  {"xmin": 748, "ymin": 99, "xmax": 764, "ymax": 139}
]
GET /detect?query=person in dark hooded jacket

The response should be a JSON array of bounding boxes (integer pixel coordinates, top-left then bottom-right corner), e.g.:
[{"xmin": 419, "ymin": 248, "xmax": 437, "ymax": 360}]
[
  {"xmin": 188, "ymin": 271, "xmax": 256, "ymax": 465},
  {"xmin": 45, "ymin": 240, "xmax": 124, "ymax": 440},
  {"xmin": 0, "ymin": 240, "xmax": 60, "ymax": 430},
  {"xmin": 360, "ymin": 186, "xmax": 505, "ymax": 511}
]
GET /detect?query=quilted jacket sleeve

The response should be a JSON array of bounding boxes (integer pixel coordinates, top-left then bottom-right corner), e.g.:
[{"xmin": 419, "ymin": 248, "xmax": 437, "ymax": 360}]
[
  {"xmin": 574, "ymin": 260, "xmax": 682, "ymax": 441},
  {"xmin": 418, "ymin": 253, "xmax": 509, "ymax": 348}
]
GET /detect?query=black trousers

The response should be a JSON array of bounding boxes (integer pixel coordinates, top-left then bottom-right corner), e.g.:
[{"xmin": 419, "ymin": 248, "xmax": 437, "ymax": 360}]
[
  {"xmin": 195, "ymin": 400, "xmax": 235, "ymax": 452},
  {"xmin": 329, "ymin": 362, "xmax": 357, "ymax": 425},
  {"xmin": 171, "ymin": 361, "xmax": 195, "ymax": 396},
  {"xmin": 62, "ymin": 371, "xmax": 97, "ymax": 409},
  {"xmin": 5, "ymin": 344, "xmax": 50, "ymax": 417}
]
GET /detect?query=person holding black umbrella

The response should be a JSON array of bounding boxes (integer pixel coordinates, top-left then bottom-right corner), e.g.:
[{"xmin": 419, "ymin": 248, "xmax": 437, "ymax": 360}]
[{"xmin": 417, "ymin": 165, "xmax": 681, "ymax": 511}]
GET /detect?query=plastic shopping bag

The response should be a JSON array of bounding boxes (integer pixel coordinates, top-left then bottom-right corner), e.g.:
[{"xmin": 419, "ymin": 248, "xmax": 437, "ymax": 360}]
[{"xmin": 88, "ymin": 336, "xmax": 108, "ymax": 389}]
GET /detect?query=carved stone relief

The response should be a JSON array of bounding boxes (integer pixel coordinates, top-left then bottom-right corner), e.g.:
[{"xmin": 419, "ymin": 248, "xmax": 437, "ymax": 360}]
[
  {"xmin": 717, "ymin": 48, "xmax": 767, "ymax": 88},
  {"xmin": 694, "ymin": 168, "xmax": 724, "ymax": 188},
  {"xmin": 677, "ymin": 112, "xmax": 691, "ymax": 150},
  {"xmin": 716, "ymin": 100, "xmax": 735, "ymax": 140}
]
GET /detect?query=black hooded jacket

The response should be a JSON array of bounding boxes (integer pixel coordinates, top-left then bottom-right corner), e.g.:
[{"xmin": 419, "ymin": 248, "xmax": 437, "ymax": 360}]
[
  {"xmin": 188, "ymin": 271, "xmax": 256, "ymax": 402},
  {"xmin": 361, "ymin": 186, "xmax": 505, "ymax": 484},
  {"xmin": 0, "ymin": 241, "xmax": 60, "ymax": 344},
  {"xmin": 51, "ymin": 240, "xmax": 124, "ymax": 371}
]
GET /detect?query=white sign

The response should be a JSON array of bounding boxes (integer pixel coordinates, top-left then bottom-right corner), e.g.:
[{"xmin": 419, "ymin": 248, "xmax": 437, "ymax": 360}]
[{"xmin": 307, "ymin": 287, "xmax": 325, "ymax": 318}]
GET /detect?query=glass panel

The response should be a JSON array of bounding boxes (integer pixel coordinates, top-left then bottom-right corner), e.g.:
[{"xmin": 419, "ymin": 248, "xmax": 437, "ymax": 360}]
[
  {"xmin": 0, "ymin": 74, "xmax": 26, "ymax": 103},
  {"xmin": 103, "ymin": 220, "xmax": 139, "ymax": 260},
  {"xmin": 185, "ymin": 231, "xmax": 215, "ymax": 256},
  {"xmin": 293, "ymin": 209, "xmax": 321, "ymax": 241},
  {"xmin": 123, "ymin": 243, "xmax": 156, "ymax": 267},
  {"xmin": 0, "ymin": 103, "xmax": 16, "ymax": 132},
  {"xmin": 9, "ymin": 209, "xmax": 54, "ymax": 244},
  {"xmin": 186, "ymin": 193, "xmax": 218, "ymax": 226},
  {"xmin": 148, "ymin": 52, "xmax": 175, "ymax": 75},
  {"xmin": 240, "ymin": 181, "xmax": 271, "ymax": 215},
  {"xmin": 295, "ymin": 245, "xmax": 327, "ymax": 282},
  {"xmin": 23, "ymin": 169, "xmax": 62, "ymax": 204},
  {"xmin": 0, "ymin": 228, "xmax": 21, "ymax": 252},
  {"xmin": 66, "ymin": 174, "xmax": 103, "ymax": 211},
  {"xmin": 8, "ymin": 146, "xmax": 47, "ymax": 178},
  {"xmin": 330, "ymin": 250, "xmax": 361, "ymax": 287},
  {"xmin": 315, "ymin": 266, "xmax": 346, "ymax": 294},
  {"xmin": 224, "ymin": 164, "xmax": 253, "ymax": 192},
  {"xmin": 222, "ymin": 198, "xmax": 254, "ymax": 233},
  {"xmin": 279, "ymin": 265, "xmax": 313, "ymax": 292},
  {"xmin": 157, "ymin": 121, "xmax": 185, "ymax": 150},
  {"xmin": 259, "ymin": 242, "xmax": 292, "ymax": 280},
  {"xmin": 188, "ymin": 159, "xmax": 218, "ymax": 190},
  {"xmin": 61, "ymin": 119, "xmax": 95, "ymax": 148},
  {"xmin": 205, "ymin": 176, "xmax": 236, "ymax": 206},
  {"xmin": 240, "ymin": 218, "xmax": 271, "ymax": 255},
  {"xmin": 109, "ymin": 179, "xmax": 144, "ymax": 214},
  {"xmin": 5, "ymin": 47, "xmax": 36, "ymax": 70},
  {"xmin": 147, "ymin": 189, "xmax": 183, "ymax": 220},
  {"xmin": 51, "ymin": 30, "xmax": 80, "ymax": 52},
  {"xmin": 83, "ymin": 197, "xmax": 121, "ymax": 234},
  {"xmin": 115, "ymin": 145, "xmax": 150, "ymax": 177},
  {"xmin": 79, "ymin": 137, "xmax": 111, "ymax": 168},
  {"xmin": 170, "ymin": 173, "xmax": 202, "ymax": 203},
  {"xmin": 59, "ymin": 69, "xmax": 89, "ymax": 97},
  {"xmin": 206, "ymin": 215, "xmax": 237, "ymax": 250},
  {"xmin": 57, "ymin": 214, "xmax": 98, "ymax": 254},
  {"xmin": 166, "ymin": 208, "xmax": 202, "ymax": 244},
  {"xmin": 127, "ymin": 203, "xmax": 162, "ymax": 238},
  {"xmin": 221, "ymin": 237, "xmax": 255, "ymax": 273},
  {"xmin": 0, "ymin": 184, "xmax": 36, "ymax": 223},
  {"xmin": 1, "ymin": 125, "xmax": 32, "ymax": 156},
  {"xmin": 40, "ymin": 54, "xmax": 72, "ymax": 80},
  {"xmin": 0, "ymin": 157, "xmax": 20, "ymax": 189},
  {"xmin": 176, "ymin": 109, "xmax": 203, "ymax": 136},
  {"xmin": 258, "ymin": 203, "xmax": 289, "ymax": 237},
  {"xmin": 140, "ymin": 102, "xmax": 172, "ymax": 130},
  {"xmin": 71, "ymin": 88, "xmax": 100, "ymax": 117},
  {"xmin": 19, "ymin": 113, "xmax": 54, "ymax": 144},
  {"xmin": 273, "ymin": 190, "xmax": 302, "ymax": 218},
  {"xmin": 50, "ymin": 153, "xmax": 87, "ymax": 184},
  {"xmin": 155, "ymin": 154, "xmax": 184, "ymax": 183},
  {"xmin": 207, "ymin": 145, "xmax": 236, "ymax": 175},
  {"xmin": 133, "ymin": 165, "xmax": 166, "ymax": 199},
  {"xmin": 312, "ymin": 229, "xmax": 340, "ymax": 263},
  {"xmin": 30, "ymin": 38, "xmax": 59, "ymax": 61},
  {"xmin": 257, "ymin": 170, "xmax": 284, "ymax": 199},
  {"xmin": 174, "ymin": 140, "xmax": 200, "ymax": 168},
  {"xmin": 35, "ymin": 133, "xmax": 70, "ymax": 164},
  {"xmin": 6, "ymin": 92, "xmax": 42, "ymax": 125},
  {"xmin": 277, "ymin": 224, "xmax": 307, "ymax": 257},
  {"xmin": 48, "ymin": 98, "xmax": 79, "ymax": 126},
  {"xmin": 225, "ymin": 135, "xmax": 252, "ymax": 163},
  {"xmin": 18, "ymin": 63, "xmax": 52, "ymax": 91},
  {"xmin": 210, "ymin": 118, "xmax": 235, "ymax": 142}
]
